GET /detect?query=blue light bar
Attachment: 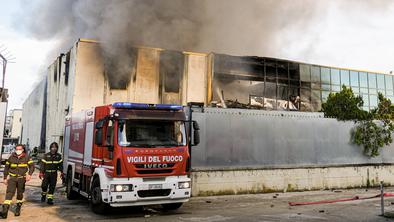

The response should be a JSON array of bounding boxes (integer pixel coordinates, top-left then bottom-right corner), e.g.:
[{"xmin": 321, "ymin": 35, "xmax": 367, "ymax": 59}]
[
  {"xmin": 112, "ymin": 102, "xmax": 183, "ymax": 110},
  {"xmin": 112, "ymin": 102, "xmax": 150, "ymax": 109},
  {"xmin": 155, "ymin": 104, "xmax": 183, "ymax": 110}
]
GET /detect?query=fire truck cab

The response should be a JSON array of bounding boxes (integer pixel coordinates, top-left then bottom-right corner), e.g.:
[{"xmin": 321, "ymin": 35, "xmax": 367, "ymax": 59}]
[{"xmin": 63, "ymin": 102, "xmax": 200, "ymax": 214}]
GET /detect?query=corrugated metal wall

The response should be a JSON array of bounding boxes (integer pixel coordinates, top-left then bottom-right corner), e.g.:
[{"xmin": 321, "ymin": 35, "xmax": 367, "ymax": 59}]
[{"xmin": 191, "ymin": 108, "xmax": 394, "ymax": 169}]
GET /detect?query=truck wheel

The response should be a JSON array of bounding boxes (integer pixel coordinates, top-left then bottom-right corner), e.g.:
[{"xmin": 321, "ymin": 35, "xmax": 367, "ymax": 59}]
[
  {"xmin": 162, "ymin": 203, "xmax": 183, "ymax": 211},
  {"xmin": 66, "ymin": 169, "xmax": 78, "ymax": 200},
  {"xmin": 91, "ymin": 177, "xmax": 109, "ymax": 214}
]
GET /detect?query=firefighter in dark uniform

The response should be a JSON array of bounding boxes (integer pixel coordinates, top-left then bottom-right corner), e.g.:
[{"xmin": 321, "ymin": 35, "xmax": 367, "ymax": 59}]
[
  {"xmin": 40, "ymin": 142, "xmax": 63, "ymax": 205},
  {"xmin": 1, "ymin": 144, "xmax": 35, "ymax": 219}
]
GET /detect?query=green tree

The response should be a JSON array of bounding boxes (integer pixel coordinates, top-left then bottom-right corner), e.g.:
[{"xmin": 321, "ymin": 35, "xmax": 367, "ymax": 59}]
[
  {"xmin": 322, "ymin": 86, "xmax": 394, "ymax": 157},
  {"xmin": 321, "ymin": 86, "xmax": 371, "ymax": 121}
]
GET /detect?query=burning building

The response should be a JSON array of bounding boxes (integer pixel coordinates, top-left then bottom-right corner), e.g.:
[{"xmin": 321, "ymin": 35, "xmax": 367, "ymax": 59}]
[
  {"xmin": 22, "ymin": 38, "xmax": 394, "ymax": 152},
  {"xmin": 20, "ymin": 38, "xmax": 394, "ymax": 194},
  {"xmin": 24, "ymin": 39, "xmax": 210, "ymax": 152}
]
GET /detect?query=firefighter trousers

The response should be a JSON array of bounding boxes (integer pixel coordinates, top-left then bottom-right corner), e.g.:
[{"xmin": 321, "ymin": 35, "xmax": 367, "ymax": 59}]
[
  {"xmin": 4, "ymin": 176, "xmax": 26, "ymax": 205},
  {"xmin": 41, "ymin": 172, "xmax": 57, "ymax": 199}
]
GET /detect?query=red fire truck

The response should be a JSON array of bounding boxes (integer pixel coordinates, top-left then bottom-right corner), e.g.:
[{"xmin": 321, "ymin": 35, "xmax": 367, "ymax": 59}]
[{"xmin": 63, "ymin": 102, "xmax": 200, "ymax": 214}]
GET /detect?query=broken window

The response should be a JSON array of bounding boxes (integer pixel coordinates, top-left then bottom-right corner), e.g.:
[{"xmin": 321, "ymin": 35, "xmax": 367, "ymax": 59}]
[
  {"xmin": 212, "ymin": 54, "xmax": 265, "ymax": 107},
  {"xmin": 289, "ymin": 87, "xmax": 300, "ymax": 110},
  {"xmin": 160, "ymin": 51, "xmax": 184, "ymax": 93},
  {"xmin": 53, "ymin": 61, "xmax": 57, "ymax": 82},
  {"xmin": 58, "ymin": 55, "xmax": 63, "ymax": 82},
  {"xmin": 265, "ymin": 59, "xmax": 276, "ymax": 79},
  {"xmin": 264, "ymin": 81, "xmax": 277, "ymax": 110},
  {"xmin": 277, "ymin": 83, "xmax": 288, "ymax": 110},
  {"xmin": 64, "ymin": 52, "xmax": 70, "ymax": 86},
  {"xmin": 104, "ymin": 47, "xmax": 137, "ymax": 89},
  {"xmin": 213, "ymin": 76, "xmax": 263, "ymax": 105},
  {"xmin": 289, "ymin": 62, "xmax": 299, "ymax": 80},
  {"xmin": 277, "ymin": 61, "xmax": 288, "ymax": 79},
  {"xmin": 214, "ymin": 54, "xmax": 264, "ymax": 77}
]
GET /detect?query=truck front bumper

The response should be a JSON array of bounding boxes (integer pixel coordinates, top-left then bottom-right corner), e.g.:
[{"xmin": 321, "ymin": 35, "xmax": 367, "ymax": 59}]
[{"xmin": 103, "ymin": 175, "xmax": 191, "ymax": 207}]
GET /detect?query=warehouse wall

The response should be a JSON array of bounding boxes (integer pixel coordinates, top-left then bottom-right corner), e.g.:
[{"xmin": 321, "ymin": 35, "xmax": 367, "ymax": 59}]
[
  {"xmin": 46, "ymin": 52, "xmax": 70, "ymax": 153},
  {"xmin": 72, "ymin": 40, "xmax": 106, "ymax": 112},
  {"xmin": 22, "ymin": 79, "xmax": 46, "ymax": 150},
  {"xmin": 9, "ymin": 109, "xmax": 22, "ymax": 139}
]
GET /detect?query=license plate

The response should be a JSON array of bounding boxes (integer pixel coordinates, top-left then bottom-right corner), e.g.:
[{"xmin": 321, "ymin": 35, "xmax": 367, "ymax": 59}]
[{"xmin": 148, "ymin": 184, "xmax": 162, "ymax": 190}]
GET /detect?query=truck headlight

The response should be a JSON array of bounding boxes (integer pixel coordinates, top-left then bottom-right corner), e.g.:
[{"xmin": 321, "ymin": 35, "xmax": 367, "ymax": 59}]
[
  {"xmin": 110, "ymin": 184, "xmax": 133, "ymax": 192},
  {"xmin": 178, "ymin": 181, "xmax": 190, "ymax": 189}
]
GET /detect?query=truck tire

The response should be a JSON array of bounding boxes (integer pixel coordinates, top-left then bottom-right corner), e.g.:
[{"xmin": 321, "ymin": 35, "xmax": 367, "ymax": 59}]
[
  {"xmin": 66, "ymin": 169, "xmax": 78, "ymax": 200},
  {"xmin": 91, "ymin": 177, "xmax": 110, "ymax": 214},
  {"xmin": 162, "ymin": 203, "xmax": 183, "ymax": 211}
]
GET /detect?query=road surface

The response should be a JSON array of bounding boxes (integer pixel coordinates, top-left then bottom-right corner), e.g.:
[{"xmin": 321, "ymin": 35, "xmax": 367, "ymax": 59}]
[{"xmin": 0, "ymin": 171, "xmax": 393, "ymax": 221}]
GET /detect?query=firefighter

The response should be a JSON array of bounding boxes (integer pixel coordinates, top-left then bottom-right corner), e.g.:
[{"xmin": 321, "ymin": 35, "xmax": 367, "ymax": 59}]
[
  {"xmin": 1, "ymin": 144, "xmax": 35, "ymax": 219},
  {"xmin": 40, "ymin": 142, "xmax": 63, "ymax": 205}
]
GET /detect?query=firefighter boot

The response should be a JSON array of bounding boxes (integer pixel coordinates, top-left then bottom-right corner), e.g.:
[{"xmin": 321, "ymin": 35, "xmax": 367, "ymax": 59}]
[
  {"xmin": 41, "ymin": 194, "xmax": 46, "ymax": 202},
  {"xmin": 47, "ymin": 198, "xmax": 54, "ymax": 205},
  {"xmin": 1, "ymin": 204, "xmax": 9, "ymax": 219},
  {"xmin": 14, "ymin": 203, "xmax": 22, "ymax": 216}
]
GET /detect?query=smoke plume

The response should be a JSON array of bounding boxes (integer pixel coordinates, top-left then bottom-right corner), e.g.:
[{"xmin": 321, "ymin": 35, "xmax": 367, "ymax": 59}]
[{"xmin": 20, "ymin": 0, "xmax": 394, "ymax": 82}]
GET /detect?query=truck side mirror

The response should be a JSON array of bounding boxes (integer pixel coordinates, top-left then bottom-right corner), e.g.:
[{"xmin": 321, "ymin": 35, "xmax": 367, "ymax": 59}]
[
  {"xmin": 193, "ymin": 121, "xmax": 200, "ymax": 130},
  {"xmin": 95, "ymin": 119, "xmax": 104, "ymax": 129},
  {"xmin": 95, "ymin": 129, "xmax": 103, "ymax": 146},
  {"xmin": 193, "ymin": 130, "xmax": 200, "ymax": 146},
  {"xmin": 192, "ymin": 121, "xmax": 200, "ymax": 146}
]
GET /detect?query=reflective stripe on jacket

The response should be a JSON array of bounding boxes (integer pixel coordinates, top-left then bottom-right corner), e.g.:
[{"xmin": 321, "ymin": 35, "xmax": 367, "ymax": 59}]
[
  {"xmin": 4, "ymin": 153, "xmax": 35, "ymax": 178},
  {"xmin": 40, "ymin": 152, "xmax": 63, "ymax": 173}
]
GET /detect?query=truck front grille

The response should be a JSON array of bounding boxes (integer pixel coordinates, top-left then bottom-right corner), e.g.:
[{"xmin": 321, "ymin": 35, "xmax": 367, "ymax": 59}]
[
  {"xmin": 135, "ymin": 163, "xmax": 175, "ymax": 168},
  {"xmin": 136, "ymin": 169, "xmax": 173, "ymax": 174},
  {"xmin": 138, "ymin": 189, "xmax": 171, "ymax": 198}
]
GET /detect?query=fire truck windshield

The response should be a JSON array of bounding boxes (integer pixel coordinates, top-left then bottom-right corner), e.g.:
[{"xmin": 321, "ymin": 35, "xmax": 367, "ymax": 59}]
[{"xmin": 118, "ymin": 120, "xmax": 187, "ymax": 147}]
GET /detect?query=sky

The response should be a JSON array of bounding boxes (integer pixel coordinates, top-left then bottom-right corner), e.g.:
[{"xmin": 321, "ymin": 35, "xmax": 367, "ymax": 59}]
[
  {"xmin": 2, "ymin": 0, "xmax": 394, "ymax": 111},
  {"xmin": 0, "ymin": 1, "xmax": 56, "ymax": 111}
]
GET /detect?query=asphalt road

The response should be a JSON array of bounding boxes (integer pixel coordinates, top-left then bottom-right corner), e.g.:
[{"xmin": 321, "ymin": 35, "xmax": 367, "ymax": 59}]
[{"xmin": 0, "ymin": 172, "xmax": 394, "ymax": 221}]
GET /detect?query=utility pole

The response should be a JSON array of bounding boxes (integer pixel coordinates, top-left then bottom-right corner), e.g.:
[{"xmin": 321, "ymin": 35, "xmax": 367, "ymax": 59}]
[
  {"xmin": 0, "ymin": 44, "xmax": 15, "ymax": 102},
  {"xmin": 0, "ymin": 45, "xmax": 15, "ymax": 159}
]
